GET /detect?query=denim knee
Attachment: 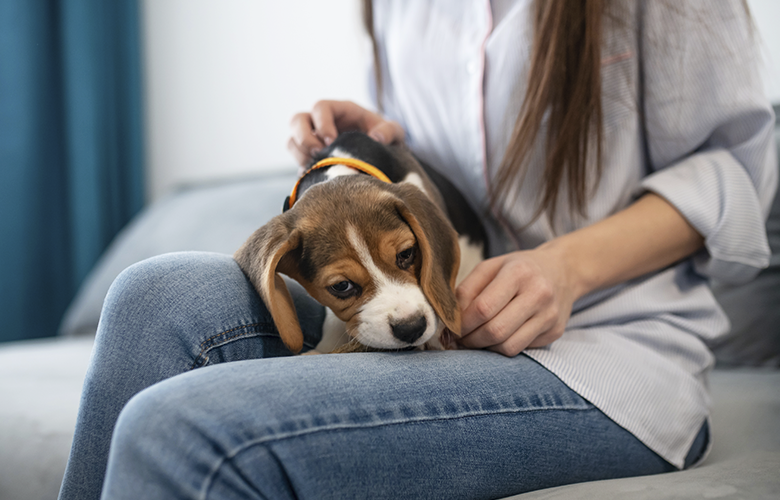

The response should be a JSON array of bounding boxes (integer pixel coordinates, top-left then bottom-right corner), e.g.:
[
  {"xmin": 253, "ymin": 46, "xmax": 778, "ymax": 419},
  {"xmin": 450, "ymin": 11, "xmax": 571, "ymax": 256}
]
[
  {"xmin": 100, "ymin": 251, "xmax": 323, "ymax": 356},
  {"xmin": 106, "ymin": 376, "xmax": 296, "ymax": 500},
  {"xmin": 99, "ymin": 252, "xmax": 266, "ymax": 346},
  {"xmin": 103, "ymin": 252, "xmax": 243, "ymax": 325}
]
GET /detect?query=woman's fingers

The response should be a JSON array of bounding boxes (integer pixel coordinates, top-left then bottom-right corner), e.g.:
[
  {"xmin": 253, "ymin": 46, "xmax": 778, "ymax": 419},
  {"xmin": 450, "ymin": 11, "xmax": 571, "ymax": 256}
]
[
  {"xmin": 487, "ymin": 321, "xmax": 563, "ymax": 357},
  {"xmin": 310, "ymin": 101, "xmax": 341, "ymax": 146},
  {"xmin": 487, "ymin": 314, "xmax": 564, "ymax": 357},
  {"xmin": 288, "ymin": 100, "xmax": 406, "ymax": 166},
  {"xmin": 366, "ymin": 119, "xmax": 405, "ymax": 145},
  {"xmin": 288, "ymin": 112, "xmax": 325, "ymax": 165},
  {"xmin": 458, "ymin": 254, "xmax": 548, "ymax": 336},
  {"xmin": 456, "ymin": 257, "xmax": 507, "ymax": 333},
  {"xmin": 459, "ymin": 294, "xmax": 535, "ymax": 349},
  {"xmin": 323, "ymin": 100, "xmax": 405, "ymax": 144},
  {"xmin": 455, "ymin": 249, "xmax": 575, "ymax": 357},
  {"xmin": 459, "ymin": 276, "xmax": 558, "ymax": 349}
]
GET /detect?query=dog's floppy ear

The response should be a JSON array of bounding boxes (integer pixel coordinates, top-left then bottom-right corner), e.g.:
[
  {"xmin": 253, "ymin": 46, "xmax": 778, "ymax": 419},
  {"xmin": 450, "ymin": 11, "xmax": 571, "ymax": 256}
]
[
  {"xmin": 234, "ymin": 216, "xmax": 305, "ymax": 353},
  {"xmin": 393, "ymin": 187, "xmax": 461, "ymax": 335}
]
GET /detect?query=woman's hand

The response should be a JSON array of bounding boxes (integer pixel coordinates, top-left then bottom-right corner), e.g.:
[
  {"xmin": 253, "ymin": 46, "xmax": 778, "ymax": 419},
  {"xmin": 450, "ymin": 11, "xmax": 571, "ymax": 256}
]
[
  {"xmin": 456, "ymin": 245, "xmax": 580, "ymax": 357},
  {"xmin": 287, "ymin": 100, "xmax": 405, "ymax": 166},
  {"xmin": 455, "ymin": 193, "xmax": 705, "ymax": 357}
]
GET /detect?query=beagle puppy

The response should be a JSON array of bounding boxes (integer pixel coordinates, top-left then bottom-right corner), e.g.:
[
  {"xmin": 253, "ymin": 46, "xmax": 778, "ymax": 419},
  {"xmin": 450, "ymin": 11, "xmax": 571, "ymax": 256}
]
[{"xmin": 234, "ymin": 132, "xmax": 487, "ymax": 354}]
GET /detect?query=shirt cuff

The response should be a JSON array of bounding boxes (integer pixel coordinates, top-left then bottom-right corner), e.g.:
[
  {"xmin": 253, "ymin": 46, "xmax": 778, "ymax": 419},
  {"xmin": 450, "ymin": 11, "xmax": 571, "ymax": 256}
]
[{"xmin": 640, "ymin": 149, "xmax": 771, "ymax": 285}]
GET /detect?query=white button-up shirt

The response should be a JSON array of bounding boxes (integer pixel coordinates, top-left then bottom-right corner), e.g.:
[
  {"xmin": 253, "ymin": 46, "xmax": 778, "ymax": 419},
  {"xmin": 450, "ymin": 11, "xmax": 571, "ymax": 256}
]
[{"xmin": 372, "ymin": 0, "xmax": 777, "ymax": 468}]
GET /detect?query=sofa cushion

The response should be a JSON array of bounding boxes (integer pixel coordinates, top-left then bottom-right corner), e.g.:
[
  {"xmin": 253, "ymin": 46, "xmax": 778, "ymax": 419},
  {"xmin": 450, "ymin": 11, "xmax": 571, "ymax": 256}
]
[
  {"xmin": 0, "ymin": 336, "xmax": 94, "ymax": 500},
  {"xmin": 58, "ymin": 174, "xmax": 297, "ymax": 337},
  {"xmin": 709, "ymin": 126, "xmax": 780, "ymax": 367}
]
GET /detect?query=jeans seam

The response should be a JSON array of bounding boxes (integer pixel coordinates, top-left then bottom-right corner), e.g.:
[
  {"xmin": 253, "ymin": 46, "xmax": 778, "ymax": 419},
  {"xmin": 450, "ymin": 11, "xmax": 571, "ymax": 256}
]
[
  {"xmin": 200, "ymin": 404, "xmax": 595, "ymax": 498},
  {"xmin": 190, "ymin": 323, "xmax": 277, "ymax": 370}
]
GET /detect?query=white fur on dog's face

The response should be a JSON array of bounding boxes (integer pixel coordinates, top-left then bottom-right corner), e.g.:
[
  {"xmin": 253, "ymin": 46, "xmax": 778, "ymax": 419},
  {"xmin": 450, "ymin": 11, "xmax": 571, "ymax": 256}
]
[{"xmin": 344, "ymin": 226, "xmax": 439, "ymax": 348}]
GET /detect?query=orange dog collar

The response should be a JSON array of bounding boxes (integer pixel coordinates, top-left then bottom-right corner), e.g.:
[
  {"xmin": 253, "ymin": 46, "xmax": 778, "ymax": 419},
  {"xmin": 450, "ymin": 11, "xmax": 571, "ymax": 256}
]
[{"xmin": 286, "ymin": 157, "xmax": 392, "ymax": 209}]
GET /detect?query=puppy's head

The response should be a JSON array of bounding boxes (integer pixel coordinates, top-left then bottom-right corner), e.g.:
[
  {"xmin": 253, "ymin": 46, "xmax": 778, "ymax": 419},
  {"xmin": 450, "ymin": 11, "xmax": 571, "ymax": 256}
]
[{"xmin": 234, "ymin": 177, "xmax": 460, "ymax": 353}]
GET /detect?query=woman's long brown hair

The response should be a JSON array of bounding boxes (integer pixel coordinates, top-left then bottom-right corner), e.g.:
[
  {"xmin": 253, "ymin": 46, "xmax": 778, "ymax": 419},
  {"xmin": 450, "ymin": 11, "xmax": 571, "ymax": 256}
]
[
  {"xmin": 496, "ymin": 0, "xmax": 606, "ymax": 225},
  {"xmin": 363, "ymin": 0, "xmax": 607, "ymax": 226}
]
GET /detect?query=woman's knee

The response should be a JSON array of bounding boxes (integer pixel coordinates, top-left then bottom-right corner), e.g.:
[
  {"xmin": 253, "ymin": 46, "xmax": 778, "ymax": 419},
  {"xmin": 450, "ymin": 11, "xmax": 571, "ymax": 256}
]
[
  {"xmin": 106, "ymin": 374, "xmax": 294, "ymax": 499},
  {"xmin": 92, "ymin": 252, "xmax": 269, "ymax": 366},
  {"xmin": 102, "ymin": 252, "xmax": 322, "ymax": 338},
  {"xmin": 99, "ymin": 252, "xmax": 262, "ymax": 338},
  {"xmin": 104, "ymin": 252, "xmax": 245, "ymax": 315}
]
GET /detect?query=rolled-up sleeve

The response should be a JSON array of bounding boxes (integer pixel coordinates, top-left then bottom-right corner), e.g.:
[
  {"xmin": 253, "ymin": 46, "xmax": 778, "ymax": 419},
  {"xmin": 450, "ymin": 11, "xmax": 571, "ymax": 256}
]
[{"xmin": 638, "ymin": 0, "xmax": 777, "ymax": 285}]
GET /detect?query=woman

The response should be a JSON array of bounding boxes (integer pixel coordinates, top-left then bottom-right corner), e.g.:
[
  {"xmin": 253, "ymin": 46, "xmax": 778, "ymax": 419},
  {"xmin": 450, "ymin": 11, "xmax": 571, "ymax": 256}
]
[{"xmin": 59, "ymin": 1, "xmax": 776, "ymax": 499}]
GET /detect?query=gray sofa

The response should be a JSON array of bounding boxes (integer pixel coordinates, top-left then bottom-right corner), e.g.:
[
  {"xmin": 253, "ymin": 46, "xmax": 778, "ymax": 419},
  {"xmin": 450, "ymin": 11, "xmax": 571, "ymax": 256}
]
[{"xmin": 2, "ymin": 136, "xmax": 779, "ymax": 499}]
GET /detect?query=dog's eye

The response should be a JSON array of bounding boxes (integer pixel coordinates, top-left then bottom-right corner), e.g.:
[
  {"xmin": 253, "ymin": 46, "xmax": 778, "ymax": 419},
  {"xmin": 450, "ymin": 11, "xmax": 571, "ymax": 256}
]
[
  {"xmin": 328, "ymin": 280, "xmax": 360, "ymax": 299},
  {"xmin": 396, "ymin": 246, "xmax": 416, "ymax": 270}
]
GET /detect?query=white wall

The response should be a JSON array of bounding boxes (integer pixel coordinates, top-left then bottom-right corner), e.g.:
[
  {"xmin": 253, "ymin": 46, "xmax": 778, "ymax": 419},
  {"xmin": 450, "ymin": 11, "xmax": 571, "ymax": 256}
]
[
  {"xmin": 141, "ymin": 0, "xmax": 372, "ymax": 201},
  {"xmin": 142, "ymin": 0, "xmax": 780, "ymax": 202}
]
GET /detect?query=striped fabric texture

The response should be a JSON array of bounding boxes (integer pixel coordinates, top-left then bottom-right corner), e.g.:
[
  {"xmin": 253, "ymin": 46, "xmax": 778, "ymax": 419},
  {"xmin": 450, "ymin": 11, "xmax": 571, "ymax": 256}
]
[{"xmin": 372, "ymin": 0, "xmax": 777, "ymax": 468}]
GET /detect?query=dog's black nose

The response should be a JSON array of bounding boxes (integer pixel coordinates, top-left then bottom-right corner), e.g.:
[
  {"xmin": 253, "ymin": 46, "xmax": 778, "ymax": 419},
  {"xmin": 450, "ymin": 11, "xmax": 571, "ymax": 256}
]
[{"xmin": 391, "ymin": 315, "xmax": 427, "ymax": 344}]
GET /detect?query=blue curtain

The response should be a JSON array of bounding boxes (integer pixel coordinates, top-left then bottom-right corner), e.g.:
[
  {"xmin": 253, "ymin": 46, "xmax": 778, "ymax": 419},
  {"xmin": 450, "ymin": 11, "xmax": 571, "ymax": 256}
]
[{"xmin": 0, "ymin": 0, "xmax": 144, "ymax": 342}]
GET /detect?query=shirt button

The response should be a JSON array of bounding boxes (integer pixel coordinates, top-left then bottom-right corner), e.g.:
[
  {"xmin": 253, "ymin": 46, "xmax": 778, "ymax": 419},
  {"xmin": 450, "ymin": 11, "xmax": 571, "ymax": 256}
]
[{"xmin": 466, "ymin": 60, "xmax": 480, "ymax": 75}]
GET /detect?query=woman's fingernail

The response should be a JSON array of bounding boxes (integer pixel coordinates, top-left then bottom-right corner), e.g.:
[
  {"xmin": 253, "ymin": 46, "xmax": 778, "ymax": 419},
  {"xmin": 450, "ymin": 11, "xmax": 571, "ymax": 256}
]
[
  {"xmin": 369, "ymin": 132, "xmax": 386, "ymax": 143},
  {"xmin": 324, "ymin": 136, "xmax": 334, "ymax": 146}
]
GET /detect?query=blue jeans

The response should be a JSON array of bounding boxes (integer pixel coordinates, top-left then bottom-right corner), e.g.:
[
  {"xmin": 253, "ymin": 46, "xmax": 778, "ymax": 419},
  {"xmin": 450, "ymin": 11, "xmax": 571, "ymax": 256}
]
[{"xmin": 59, "ymin": 252, "xmax": 702, "ymax": 500}]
